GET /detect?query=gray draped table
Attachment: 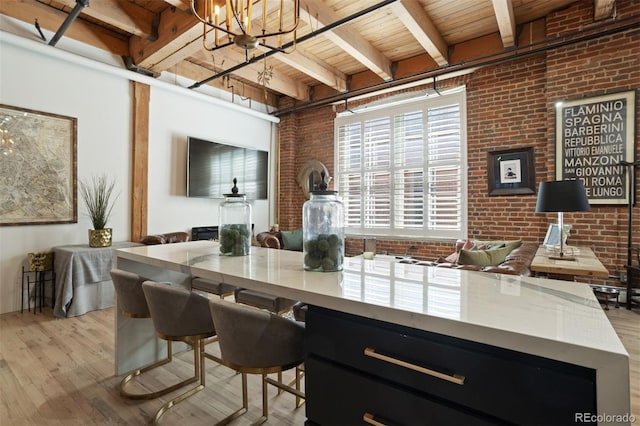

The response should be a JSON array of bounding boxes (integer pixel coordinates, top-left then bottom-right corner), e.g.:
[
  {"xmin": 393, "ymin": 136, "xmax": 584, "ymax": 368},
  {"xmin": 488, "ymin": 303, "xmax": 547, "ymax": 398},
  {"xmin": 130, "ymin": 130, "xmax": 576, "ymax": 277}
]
[{"xmin": 52, "ymin": 242, "xmax": 142, "ymax": 318}]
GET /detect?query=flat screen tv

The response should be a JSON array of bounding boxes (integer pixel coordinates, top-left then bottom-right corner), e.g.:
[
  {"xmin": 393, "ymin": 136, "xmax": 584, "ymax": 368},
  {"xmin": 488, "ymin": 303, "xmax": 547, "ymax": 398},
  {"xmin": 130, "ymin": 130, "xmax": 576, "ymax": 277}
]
[{"xmin": 187, "ymin": 137, "xmax": 269, "ymax": 200}]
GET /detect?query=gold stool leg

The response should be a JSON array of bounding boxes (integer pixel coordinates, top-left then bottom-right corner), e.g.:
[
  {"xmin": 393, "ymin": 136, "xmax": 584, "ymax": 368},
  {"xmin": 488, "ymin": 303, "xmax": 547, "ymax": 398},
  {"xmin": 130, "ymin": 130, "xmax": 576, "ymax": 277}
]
[
  {"xmin": 151, "ymin": 339, "xmax": 206, "ymax": 425},
  {"xmin": 202, "ymin": 350, "xmax": 249, "ymax": 426},
  {"xmin": 295, "ymin": 365, "xmax": 304, "ymax": 408},
  {"xmin": 120, "ymin": 340, "xmax": 198, "ymax": 400},
  {"xmin": 254, "ymin": 373, "xmax": 268, "ymax": 425}
]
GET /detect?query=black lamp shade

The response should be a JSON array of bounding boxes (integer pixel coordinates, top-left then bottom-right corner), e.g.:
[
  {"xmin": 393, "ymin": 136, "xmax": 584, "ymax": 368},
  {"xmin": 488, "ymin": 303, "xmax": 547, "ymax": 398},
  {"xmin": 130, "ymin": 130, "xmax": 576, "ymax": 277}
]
[{"xmin": 535, "ymin": 180, "xmax": 591, "ymax": 213}]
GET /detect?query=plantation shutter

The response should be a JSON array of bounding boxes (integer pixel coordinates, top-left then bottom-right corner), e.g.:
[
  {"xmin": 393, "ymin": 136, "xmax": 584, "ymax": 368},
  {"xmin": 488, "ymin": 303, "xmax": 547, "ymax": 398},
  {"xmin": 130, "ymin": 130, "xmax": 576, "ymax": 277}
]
[{"xmin": 336, "ymin": 89, "xmax": 466, "ymax": 239}]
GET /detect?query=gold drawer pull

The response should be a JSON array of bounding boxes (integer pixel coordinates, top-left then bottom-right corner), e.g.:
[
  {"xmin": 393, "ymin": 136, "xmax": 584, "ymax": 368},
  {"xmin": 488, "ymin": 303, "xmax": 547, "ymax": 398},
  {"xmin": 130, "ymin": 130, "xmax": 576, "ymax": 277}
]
[
  {"xmin": 364, "ymin": 347, "xmax": 465, "ymax": 385},
  {"xmin": 363, "ymin": 412, "xmax": 386, "ymax": 426}
]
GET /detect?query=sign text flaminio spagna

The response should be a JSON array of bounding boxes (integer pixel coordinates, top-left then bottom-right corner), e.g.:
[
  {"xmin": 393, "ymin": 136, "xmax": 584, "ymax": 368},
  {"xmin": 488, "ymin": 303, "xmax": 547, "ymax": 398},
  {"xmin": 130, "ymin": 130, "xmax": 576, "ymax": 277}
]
[{"xmin": 561, "ymin": 97, "xmax": 627, "ymax": 200}]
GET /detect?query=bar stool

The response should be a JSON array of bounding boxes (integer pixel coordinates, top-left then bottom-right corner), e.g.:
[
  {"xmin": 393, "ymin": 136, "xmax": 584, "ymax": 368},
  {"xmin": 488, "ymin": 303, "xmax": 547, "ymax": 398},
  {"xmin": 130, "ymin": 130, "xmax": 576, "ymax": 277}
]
[
  {"xmin": 207, "ymin": 299, "xmax": 305, "ymax": 425},
  {"xmin": 111, "ymin": 269, "xmax": 200, "ymax": 400},
  {"xmin": 191, "ymin": 277, "xmax": 236, "ymax": 299},
  {"xmin": 233, "ymin": 288, "xmax": 300, "ymax": 391},
  {"xmin": 142, "ymin": 280, "xmax": 217, "ymax": 424},
  {"xmin": 233, "ymin": 288, "xmax": 297, "ymax": 315},
  {"xmin": 292, "ymin": 301, "xmax": 308, "ymax": 322}
]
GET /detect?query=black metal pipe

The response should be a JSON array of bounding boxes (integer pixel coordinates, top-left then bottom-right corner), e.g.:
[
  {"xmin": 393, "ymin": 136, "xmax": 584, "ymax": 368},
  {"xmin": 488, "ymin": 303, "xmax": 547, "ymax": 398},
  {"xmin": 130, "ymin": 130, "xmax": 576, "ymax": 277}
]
[
  {"xmin": 49, "ymin": 0, "xmax": 89, "ymax": 47},
  {"xmin": 274, "ymin": 16, "xmax": 640, "ymax": 117},
  {"xmin": 189, "ymin": 0, "xmax": 399, "ymax": 89}
]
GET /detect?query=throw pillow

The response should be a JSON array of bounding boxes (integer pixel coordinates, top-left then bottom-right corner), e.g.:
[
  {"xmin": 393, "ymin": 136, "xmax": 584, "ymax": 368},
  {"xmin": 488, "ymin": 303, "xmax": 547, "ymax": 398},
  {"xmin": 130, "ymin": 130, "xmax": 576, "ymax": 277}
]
[
  {"xmin": 457, "ymin": 245, "xmax": 515, "ymax": 267},
  {"xmin": 444, "ymin": 251, "xmax": 458, "ymax": 263},
  {"xmin": 281, "ymin": 229, "xmax": 303, "ymax": 251},
  {"xmin": 472, "ymin": 240, "xmax": 521, "ymax": 251}
]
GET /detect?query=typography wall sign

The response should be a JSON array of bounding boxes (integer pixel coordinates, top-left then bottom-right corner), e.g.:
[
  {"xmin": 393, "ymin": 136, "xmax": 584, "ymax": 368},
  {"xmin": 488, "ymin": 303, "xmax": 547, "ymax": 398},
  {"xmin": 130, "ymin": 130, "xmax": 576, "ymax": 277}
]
[{"xmin": 556, "ymin": 90, "xmax": 636, "ymax": 205}]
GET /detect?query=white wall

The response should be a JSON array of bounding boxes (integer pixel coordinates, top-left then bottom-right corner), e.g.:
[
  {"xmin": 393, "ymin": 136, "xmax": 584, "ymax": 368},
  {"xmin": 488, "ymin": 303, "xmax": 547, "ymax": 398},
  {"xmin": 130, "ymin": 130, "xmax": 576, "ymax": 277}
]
[
  {"xmin": 146, "ymin": 87, "xmax": 275, "ymax": 235},
  {"xmin": 0, "ymin": 25, "xmax": 277, "ymax": 314}
]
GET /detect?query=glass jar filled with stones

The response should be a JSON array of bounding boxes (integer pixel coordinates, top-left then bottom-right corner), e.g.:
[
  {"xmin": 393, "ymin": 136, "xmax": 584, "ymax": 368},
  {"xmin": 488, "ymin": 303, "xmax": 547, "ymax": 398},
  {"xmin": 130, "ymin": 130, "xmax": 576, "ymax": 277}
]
[
  {"xmin": 219, "ymin": 178, "xmax": 252, "ymax": 256},
  {"xmin": 303, "ymin": 172, "xmax": 344, "ymax": 271}
]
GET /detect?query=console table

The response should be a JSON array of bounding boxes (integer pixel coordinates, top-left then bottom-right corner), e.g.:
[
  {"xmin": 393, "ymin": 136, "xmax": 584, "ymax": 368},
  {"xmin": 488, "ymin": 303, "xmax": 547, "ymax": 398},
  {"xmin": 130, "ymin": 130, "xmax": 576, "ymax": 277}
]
[
  {"xmin": 52, "ymin": 241, "xmax": 141, "ymax": 318},
  {"xmin": 114, "ymin": 241, "xmax": 630, "ymax": 425},
  {"xmin": 530, "ymin": 245, "xmax": 609, "ymax": 280}
]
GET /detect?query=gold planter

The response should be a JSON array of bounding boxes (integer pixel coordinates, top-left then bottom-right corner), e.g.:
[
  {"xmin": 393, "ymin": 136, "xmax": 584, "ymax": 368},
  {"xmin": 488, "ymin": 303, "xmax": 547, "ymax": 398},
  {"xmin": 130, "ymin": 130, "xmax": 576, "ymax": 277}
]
[{"xmin": 89, "ymin": 228, "xmax": 112, "ymax": 247}]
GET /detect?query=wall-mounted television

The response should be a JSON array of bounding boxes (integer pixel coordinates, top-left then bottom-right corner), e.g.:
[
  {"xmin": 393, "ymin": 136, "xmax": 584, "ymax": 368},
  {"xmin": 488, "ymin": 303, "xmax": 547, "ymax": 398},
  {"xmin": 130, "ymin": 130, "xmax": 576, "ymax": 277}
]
[{"xmin": 187, "ymin": 137, "xmax": 269, "ymax": 200}]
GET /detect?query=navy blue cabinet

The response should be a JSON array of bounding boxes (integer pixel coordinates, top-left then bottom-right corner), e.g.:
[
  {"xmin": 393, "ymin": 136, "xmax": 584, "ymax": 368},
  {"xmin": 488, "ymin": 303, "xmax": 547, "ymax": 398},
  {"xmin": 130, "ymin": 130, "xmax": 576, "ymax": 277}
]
[{"xmin": 305, "ymin": 306, "xmax": 596, "ymax": 425}]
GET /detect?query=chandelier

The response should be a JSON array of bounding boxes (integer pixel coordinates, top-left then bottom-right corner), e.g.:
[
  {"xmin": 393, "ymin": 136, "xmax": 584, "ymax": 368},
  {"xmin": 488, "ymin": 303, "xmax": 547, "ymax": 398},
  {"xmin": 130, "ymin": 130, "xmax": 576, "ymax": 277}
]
[{"xmin": 190, "ymin": 0, "xmax": 299, "ymax": 54}]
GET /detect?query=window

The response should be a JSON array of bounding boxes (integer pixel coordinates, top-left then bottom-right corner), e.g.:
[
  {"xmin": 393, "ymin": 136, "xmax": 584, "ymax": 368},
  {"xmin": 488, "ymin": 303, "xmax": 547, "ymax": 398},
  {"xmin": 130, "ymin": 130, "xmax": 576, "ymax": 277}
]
[{"xmin": 335, "ymin": 89, "xmax": 467, "ymax": 239}]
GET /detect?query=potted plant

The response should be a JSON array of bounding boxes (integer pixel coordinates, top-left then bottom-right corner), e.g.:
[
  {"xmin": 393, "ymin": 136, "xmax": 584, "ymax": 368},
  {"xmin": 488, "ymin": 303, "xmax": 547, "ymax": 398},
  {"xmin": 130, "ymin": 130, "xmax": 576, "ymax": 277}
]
[{"xmin": 79, "ymin": 174, "xmax": 120, "ymax": 247}]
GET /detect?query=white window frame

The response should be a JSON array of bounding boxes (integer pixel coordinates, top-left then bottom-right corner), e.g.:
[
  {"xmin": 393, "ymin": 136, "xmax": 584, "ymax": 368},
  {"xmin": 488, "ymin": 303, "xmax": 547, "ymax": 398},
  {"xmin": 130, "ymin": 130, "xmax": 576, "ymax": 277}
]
[{"xmin": 334, "ymin": 88, "xmax": 468, "ymax": 240}]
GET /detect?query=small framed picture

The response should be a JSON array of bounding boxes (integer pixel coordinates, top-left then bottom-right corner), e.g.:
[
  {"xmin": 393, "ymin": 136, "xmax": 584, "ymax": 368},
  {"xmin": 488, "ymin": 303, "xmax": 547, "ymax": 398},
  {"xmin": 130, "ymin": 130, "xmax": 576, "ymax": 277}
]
[
  {"xmin": 487, "ymin": 147, "xmax": 536, "ymax": 196},
  {"xmin": 543, "ymin": 223, "xmax": 572, "ymax": 247}
]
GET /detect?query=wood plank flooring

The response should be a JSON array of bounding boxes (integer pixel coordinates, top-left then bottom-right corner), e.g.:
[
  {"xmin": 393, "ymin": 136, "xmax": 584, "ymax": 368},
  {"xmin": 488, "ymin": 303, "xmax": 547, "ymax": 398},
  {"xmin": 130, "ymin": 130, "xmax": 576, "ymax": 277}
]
[
  {"xmin": 0, "ymin": 307, "xmax": 306, "ymax": 425},
  {"xmin": 1, "ymin": 305, "xmax": 638, "ymax": 425}
]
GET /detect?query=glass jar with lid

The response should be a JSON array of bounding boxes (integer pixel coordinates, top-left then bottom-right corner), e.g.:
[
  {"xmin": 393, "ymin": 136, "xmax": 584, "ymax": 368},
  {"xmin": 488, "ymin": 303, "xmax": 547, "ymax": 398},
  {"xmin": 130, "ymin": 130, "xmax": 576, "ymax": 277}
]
[
  {"xmin": 219, "ymin": 178, "xmax": 252, "ymax": 256},
  {"xmin": 302, "ymin": 172, "xmax": 344, "ymax": 271}
]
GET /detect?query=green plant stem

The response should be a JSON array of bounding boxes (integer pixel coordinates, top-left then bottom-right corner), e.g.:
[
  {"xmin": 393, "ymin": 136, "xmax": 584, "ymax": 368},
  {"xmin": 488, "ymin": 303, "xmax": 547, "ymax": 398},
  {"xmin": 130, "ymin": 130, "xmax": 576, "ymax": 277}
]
[{"xmin": 79, "ymin": 174, "xmax": 119, "ymax": 230}]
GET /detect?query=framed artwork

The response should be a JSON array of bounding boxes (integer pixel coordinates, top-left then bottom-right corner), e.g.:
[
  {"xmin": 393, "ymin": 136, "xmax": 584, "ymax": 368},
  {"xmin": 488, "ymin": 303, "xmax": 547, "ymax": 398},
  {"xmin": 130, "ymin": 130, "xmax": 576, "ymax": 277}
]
[
  {"xmin": 543, "ymin": 223, "xmax": 572, "ymax": 247},
  {"xmin": 555, "ymin": 90, "xmax": 636, "ymax": 205},
  {"xmin": 487, "ymin": 147, "xmax": 536, "ymax": 196},
  {"xmin": 0, "ymin": 104, "xmax": 77, "ymax": 226}
]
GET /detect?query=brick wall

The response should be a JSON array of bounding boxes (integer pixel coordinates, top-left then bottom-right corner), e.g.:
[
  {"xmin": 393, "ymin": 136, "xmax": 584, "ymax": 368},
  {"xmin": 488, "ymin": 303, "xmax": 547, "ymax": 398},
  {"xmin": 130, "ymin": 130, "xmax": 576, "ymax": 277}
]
[
  {"xmin": 277, "ymin": 0, "xmax": 639, "ymax": 287},
  {"xmin": 544, "ymin": 0, "xmax": 640, "ymax": 287}
]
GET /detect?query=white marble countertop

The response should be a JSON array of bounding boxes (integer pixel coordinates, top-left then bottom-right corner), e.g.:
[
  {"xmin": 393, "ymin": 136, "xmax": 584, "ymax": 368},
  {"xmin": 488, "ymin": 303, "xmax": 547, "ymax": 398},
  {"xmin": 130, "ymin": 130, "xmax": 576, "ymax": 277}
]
[
  {"xmin": 116, "ymin": 241, "xmax": 627, "ymax": 361},
  {"xmin": 116, "ymin": 240, "xmax": 630, "ymax": 420}
]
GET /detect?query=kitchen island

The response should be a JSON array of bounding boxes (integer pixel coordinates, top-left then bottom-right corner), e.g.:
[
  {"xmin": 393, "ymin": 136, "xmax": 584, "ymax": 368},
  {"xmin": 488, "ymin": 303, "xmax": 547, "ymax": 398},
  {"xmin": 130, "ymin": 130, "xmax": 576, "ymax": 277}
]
[{"xmin": 114, "ymin": 241, "xmax": 631, "ymax": 425}]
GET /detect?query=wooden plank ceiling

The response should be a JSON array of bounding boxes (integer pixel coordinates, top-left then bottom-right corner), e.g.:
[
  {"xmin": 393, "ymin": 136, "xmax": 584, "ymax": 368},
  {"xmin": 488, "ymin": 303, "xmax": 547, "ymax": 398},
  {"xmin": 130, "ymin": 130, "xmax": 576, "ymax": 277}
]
[{"xmin": 0, "ymin": 0, "xmax": 622, "ymax": 110}]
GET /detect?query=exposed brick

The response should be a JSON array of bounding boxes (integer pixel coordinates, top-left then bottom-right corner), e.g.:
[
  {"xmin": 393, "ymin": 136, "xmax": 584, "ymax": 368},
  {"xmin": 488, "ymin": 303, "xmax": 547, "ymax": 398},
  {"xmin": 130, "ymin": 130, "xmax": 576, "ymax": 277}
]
[{"xmin": 275, "ymin": 0, "xmax": 640, "ymax": 288}]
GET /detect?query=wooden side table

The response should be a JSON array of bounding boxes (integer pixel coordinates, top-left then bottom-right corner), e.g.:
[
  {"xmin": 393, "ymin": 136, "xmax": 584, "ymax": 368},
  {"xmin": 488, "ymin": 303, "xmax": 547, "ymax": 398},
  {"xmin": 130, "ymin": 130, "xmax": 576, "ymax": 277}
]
[{"xmin": 530, "ymin": 246, "xmax": 609, "ymax": 280}]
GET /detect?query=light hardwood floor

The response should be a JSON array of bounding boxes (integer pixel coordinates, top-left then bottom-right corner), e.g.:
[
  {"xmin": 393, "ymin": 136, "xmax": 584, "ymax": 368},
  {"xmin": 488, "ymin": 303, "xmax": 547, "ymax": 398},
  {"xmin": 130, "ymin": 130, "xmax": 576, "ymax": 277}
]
[{"xmin": 1, "ymin": 305, "xmax": 638, "ymax": 425}]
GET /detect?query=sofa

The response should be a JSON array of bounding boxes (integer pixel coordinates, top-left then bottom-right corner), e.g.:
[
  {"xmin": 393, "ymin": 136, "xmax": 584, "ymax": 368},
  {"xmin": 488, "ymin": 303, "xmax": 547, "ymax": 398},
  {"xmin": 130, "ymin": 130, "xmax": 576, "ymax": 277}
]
[
  {"xmin": 139, "ymin": 231, "xmax": 191, "ymax": 245},
  {"xmin": 419, "ymin": 239, "xmax": 538, "ymax": 276},
  {"xmin": 256, "ymin": 229, "xmax": 303, "ymax": 251}
]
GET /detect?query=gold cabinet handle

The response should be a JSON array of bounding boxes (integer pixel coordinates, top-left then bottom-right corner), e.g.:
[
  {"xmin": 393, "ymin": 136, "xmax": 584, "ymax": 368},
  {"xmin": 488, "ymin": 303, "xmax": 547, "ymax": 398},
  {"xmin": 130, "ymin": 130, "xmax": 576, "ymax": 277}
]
[
  {"xmin": 364, "ymin": 347, "xmax": 465, "ymax": 385},
  {"xmin": 363, "ymin": 412, "xmax": 386, "ymax": 426}
]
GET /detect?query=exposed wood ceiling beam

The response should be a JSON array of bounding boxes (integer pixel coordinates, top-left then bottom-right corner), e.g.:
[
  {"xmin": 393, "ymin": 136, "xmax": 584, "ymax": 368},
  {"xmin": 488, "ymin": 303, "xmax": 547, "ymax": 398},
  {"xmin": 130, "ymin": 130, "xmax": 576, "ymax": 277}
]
[
  {"xmin": 162, "ymin": 0, "xmax": 191, "ymax": 12},
  {"xmin": 190, "ymin": 49, "xmax": 310, "ymax": 100},
  {"xmin": 3, "ymin": 0, "xmax": 622, "ymax": 104},
  {"xmin": 131, "ymin": 1, "xmax": 346, "ymax": 94},
  {"xmin": 128, "ymin": 6, "xmax": 200, "ymax": 70},
  {"xmin": 0, "ymin": 0, "xmax": 129, "ymax": 55},
  {"xmin": 491, "ymin": 0, "xmax": 516, "ymax": 48},
  {"xmin": 54, "ymin": 0, "xmax": 156, "ymax": 39},
  {"xmin": 390, "ymin": 0, "xmax": 449, "ymax": 66},
  {"xmin": 594, "ymin": 0, "xmax": 616, "ymax": 20},
  {"xmin": 299, "ymin": 0, "xmax": 394, "ymax": 81},
  {"xmin": 258, "ymin": 45, "xmax": 348, "ymax": 92}
]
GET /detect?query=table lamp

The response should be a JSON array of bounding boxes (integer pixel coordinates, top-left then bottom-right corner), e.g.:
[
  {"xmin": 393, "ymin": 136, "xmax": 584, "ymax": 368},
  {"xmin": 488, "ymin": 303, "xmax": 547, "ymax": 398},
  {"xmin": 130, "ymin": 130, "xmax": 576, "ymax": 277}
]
[{"xmin": 535, "ymin": 179, "xmax": 591, "ymax": 261}]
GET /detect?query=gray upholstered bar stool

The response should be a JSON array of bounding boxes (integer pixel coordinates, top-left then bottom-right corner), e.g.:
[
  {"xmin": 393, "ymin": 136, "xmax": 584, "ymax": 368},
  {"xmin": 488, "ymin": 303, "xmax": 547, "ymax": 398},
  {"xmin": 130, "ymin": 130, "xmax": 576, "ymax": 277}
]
[
  {"xmin": 232, "ymin": 288, "xmax": 300, "ymax": 391},
  {"xmin": 142, "ymin": 280, "xmax": 216, "ymax": 425},
  {"xmin": 233, "ymin": 287, "xmax": 297, "ymax": 315},
  {"xmin": 111, "ymin": 269, "xmax": 199, "ymax": 400},
  {"xmin": 292, "ymin": 301, "xmax": 308, "ymax": 322},
  {"xmin": 191, "ymin": 277, "xmax": 236, "ymax": 299},
  {"xmin": 207, "ymin": 298, "xmax": 305, "ymax": 425}
]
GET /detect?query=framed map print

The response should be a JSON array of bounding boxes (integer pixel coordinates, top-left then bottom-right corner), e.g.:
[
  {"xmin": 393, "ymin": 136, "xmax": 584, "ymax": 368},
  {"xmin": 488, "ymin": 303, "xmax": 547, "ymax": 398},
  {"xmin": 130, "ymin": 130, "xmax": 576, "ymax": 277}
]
[{"xmin": 0, "ymin": 104, "xmax": 77, "ymax": 225}]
